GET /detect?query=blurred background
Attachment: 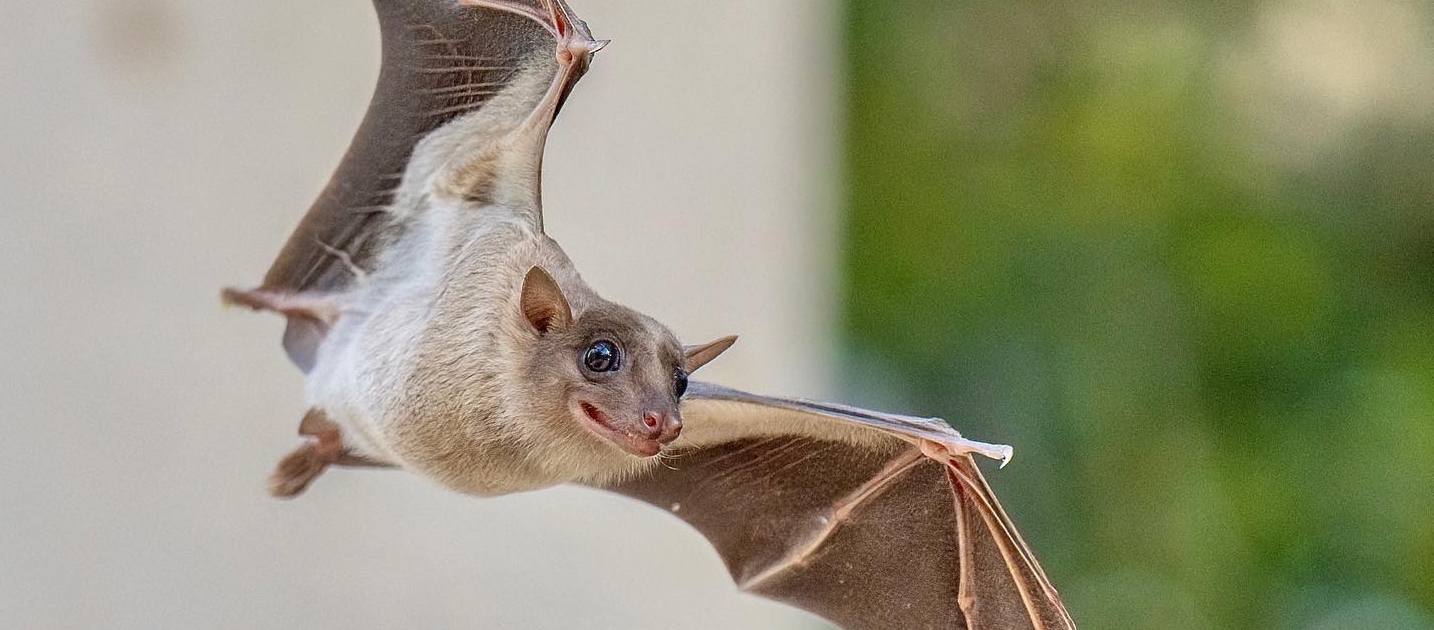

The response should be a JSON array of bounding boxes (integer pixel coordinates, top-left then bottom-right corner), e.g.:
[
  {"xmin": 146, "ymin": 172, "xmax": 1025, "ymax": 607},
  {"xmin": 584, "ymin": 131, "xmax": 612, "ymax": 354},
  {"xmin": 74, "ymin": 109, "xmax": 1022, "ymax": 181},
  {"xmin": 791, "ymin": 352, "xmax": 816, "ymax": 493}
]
[
  {"xmin": 842, "ymin": 2, "xmax": 1434, "ymax": 629},
  {"xmin": 2, "ymin": 0, "xmax": 1431, "ymax": 629}
]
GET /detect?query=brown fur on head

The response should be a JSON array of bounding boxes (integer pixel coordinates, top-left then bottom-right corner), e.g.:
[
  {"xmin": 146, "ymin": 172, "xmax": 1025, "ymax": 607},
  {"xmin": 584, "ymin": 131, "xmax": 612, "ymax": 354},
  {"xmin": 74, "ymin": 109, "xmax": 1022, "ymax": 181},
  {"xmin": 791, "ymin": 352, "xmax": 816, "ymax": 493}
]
[
  {"xmin": 518, "ymin": 266, "xmax": 690, "ymax": 463},
  {"xmin": 391, "ymin": 255, "xmax": 735, "ymax": 495}
]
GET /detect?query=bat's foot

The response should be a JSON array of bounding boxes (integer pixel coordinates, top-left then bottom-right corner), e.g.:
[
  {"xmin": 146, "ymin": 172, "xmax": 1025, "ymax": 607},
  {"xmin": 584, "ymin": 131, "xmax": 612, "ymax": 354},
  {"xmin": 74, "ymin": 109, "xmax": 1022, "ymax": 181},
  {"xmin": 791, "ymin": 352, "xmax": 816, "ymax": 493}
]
[
  {"xmin": 268, "ymin": 441, "xmax": 335, "ymax": 498},
  {"xmin": 269, "ymin": 409, "xmax": 395, "ymax": 498},
  {"xmin": 268, "ymin": 408, "xmax": 346, "ymax": 498}
]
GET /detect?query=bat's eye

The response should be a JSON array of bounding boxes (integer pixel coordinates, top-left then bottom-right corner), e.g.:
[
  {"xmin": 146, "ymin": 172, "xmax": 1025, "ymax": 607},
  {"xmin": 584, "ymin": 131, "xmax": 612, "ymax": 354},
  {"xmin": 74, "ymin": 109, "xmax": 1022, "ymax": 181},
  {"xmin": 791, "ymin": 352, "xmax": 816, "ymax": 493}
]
[
  {"xmin": 673, "ymin": 369, "xmax": 688, "ymax": 398},
  {"xmin": 583, "ymin": 340, "xmax": 620, "ymax": 372}
]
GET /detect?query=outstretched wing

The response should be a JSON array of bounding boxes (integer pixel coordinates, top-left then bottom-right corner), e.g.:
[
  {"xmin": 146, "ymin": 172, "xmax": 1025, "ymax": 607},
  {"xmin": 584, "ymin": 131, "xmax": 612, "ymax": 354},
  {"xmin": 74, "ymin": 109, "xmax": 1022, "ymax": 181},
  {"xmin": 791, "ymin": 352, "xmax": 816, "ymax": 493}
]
[
  {"xmin": 229, "ymin": 0, "xmax": 600, "ymax": 369},
  {"xmin": 588, "ymin": 381, "xmax": 1076, "ymax": 630},
  {"xmin": 264, "ymin": 0, "xmax": 597, "ymax": 295}
]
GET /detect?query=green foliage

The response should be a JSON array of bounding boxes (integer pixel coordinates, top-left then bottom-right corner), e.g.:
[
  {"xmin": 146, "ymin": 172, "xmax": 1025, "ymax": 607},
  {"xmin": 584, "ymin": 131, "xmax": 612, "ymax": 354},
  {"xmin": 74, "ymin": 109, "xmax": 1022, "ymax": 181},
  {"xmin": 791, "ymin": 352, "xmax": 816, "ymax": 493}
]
[{"xmin": 842, "ymin": 2, "xmax": 1434, "ymax": 628}]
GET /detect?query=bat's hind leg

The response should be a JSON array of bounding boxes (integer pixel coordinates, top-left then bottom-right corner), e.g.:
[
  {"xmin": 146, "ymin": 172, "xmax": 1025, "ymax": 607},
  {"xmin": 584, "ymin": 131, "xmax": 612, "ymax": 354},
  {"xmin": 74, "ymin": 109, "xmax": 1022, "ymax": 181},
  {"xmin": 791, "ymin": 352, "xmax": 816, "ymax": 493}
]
[
  {"xmin": 268, "ymin": 408, "xmax": 391, "ymax": 498},
  {"xmin": 268, "ymin": 440, "xmax": 337, "ymax": 498}
]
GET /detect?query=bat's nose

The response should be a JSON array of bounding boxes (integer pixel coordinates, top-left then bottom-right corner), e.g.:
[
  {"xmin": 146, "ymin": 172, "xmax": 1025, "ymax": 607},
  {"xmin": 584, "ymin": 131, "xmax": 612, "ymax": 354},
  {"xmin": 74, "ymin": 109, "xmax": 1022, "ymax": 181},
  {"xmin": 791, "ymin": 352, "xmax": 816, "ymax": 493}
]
[{"xmin": 642, "ymin": 411, "xmax": 682, "ymax": 444}]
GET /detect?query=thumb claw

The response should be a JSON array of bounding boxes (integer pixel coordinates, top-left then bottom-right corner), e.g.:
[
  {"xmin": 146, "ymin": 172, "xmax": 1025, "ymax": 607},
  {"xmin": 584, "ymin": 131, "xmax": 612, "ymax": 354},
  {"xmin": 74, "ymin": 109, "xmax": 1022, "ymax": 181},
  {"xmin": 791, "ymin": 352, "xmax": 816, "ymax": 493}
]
[
  {"xmin": 997, "ymin": 445, "xmax": 1014, "ymax": 468},
  {"xmin": 920, "ymin": 437, "xmax": 1015, "ymax": 468}
]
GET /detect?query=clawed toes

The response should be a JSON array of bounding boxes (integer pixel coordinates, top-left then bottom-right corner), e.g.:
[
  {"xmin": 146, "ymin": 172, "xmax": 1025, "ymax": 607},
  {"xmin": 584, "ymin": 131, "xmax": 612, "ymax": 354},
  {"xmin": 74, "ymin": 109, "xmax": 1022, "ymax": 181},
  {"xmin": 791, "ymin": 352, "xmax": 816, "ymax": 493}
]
[{"xmin": 268, "ymin": 443, "xmax": 327, "ymax": 498}]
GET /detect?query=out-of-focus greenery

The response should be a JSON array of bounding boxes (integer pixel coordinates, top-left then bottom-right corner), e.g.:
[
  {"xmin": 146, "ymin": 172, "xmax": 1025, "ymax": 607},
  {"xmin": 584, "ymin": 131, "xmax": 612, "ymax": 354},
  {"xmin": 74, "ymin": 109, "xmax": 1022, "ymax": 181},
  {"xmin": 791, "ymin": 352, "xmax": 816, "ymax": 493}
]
[{"xmin": 841, "ymin": 2, "xmax": 1434, "ymax": 629}]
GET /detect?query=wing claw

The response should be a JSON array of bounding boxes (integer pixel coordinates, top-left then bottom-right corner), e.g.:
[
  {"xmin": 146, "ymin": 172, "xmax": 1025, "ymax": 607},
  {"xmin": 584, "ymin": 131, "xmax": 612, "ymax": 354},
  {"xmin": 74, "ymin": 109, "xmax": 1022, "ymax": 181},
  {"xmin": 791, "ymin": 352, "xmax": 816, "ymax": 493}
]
[
  {"xmin": 692, "ymin": 382, "xmax": 1016, "ymax": 468},
  {"xmin": 920, "ymin": 435, "xmax": 1015, "ymax": 469}
]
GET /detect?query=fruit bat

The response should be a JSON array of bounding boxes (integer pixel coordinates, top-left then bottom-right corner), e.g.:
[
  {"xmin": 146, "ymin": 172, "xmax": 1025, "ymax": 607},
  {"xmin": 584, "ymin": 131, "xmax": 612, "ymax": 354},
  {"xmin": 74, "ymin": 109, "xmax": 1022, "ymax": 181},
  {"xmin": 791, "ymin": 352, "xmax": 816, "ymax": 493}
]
[{"xmin": 223, "ymin": 1, "xmax": 1077, "ymax": 628}]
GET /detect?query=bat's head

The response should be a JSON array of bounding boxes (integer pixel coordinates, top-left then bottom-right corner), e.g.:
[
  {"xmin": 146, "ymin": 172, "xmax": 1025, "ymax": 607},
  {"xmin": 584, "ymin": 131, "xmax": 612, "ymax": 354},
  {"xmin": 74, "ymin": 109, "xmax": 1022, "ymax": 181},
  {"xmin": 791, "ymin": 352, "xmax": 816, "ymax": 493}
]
[{"xmin": 517, "ymin": 266, "xmax": 735, "ymax": 460}]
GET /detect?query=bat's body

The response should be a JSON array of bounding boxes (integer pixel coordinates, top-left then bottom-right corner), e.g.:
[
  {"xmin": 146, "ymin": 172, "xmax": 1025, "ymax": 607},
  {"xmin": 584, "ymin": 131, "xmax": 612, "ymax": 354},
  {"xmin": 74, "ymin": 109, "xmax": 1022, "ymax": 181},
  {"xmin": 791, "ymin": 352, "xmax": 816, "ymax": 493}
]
[
  {"xmin": 226, "ymin": 1, "xmax": 1077, "ymax": 628},
  {"xmin": 301, "ymin": 212, "xmax": 625, "ymax": 494}
]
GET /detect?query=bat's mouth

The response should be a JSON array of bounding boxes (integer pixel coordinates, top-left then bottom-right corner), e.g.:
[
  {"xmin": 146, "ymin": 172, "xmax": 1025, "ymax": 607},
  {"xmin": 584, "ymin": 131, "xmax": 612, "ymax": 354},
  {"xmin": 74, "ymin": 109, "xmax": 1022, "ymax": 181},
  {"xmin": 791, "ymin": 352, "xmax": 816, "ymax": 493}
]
[{"xmin": 577, "ymin": 400, "xmax": 661, "ymax": 458}]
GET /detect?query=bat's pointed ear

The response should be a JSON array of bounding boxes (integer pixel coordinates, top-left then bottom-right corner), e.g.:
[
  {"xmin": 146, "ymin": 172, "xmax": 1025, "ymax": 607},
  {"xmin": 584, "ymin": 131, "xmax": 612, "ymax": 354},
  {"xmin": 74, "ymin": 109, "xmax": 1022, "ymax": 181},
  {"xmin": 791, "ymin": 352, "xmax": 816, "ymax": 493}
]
[
  {"xmin": 520, "ymin": 266, "xmax": 573, "ymax": 335},
  {"xmin": 683, "ymin": 335, "xmax": 737, "ymax": 373}
]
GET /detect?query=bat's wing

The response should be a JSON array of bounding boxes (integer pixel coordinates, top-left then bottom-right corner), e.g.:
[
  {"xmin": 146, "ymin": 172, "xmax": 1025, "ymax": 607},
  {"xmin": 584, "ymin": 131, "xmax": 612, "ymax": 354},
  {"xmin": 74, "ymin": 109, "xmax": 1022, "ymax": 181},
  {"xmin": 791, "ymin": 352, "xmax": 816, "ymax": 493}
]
[
  {"xmin": 586, "ymin": 381, "xmax": 1076, "ymax": 630},
  {"xmin": 230, "ymin": 0, "xmax": 600, "ymax": 369},
  {"xmin": 264, "ymin": 0, "xmax": 597, "ymax": 295}
]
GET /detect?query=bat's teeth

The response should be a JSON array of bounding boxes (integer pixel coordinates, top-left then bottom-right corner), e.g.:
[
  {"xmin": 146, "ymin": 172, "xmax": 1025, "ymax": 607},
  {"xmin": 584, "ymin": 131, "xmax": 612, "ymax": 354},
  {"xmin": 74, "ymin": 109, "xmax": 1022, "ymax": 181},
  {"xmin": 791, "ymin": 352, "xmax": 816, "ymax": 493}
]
[{"xmin": 588, "ymin": 39, "xmax": 611, "ymax": 53}]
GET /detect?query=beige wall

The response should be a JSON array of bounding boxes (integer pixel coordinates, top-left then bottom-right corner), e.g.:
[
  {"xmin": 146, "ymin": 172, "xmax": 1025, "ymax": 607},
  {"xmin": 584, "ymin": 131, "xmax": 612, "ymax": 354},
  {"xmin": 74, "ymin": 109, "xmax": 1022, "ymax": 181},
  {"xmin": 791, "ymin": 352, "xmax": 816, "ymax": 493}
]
[{"xmin": 0, "ymin": 1, "xmax": 840, "ymax": 628}]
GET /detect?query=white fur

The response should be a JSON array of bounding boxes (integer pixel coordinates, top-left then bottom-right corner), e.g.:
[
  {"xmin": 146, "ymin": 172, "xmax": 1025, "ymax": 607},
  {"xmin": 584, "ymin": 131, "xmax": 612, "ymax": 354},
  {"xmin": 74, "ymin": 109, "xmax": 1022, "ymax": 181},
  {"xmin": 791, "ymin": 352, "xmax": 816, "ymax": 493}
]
[{"xmin": 300, "ymin": 58, "xmax": 668, "ymax": 493}]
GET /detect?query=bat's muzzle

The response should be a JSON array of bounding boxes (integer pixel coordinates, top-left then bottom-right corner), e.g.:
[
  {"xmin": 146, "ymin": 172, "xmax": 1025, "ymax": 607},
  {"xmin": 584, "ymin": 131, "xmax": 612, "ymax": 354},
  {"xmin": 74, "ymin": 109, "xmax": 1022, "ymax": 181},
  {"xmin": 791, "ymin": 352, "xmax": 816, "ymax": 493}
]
[{"xmin": 641, "ymin": 411, "xmax": 682, "ymax": 445}]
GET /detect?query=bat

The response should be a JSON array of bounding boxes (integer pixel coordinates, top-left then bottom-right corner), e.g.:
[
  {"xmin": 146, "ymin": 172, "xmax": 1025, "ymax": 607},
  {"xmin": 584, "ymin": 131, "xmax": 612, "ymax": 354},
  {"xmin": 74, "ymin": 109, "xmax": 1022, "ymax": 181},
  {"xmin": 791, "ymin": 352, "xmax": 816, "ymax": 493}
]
[{"xmin": 223, "ymin": 1, "xmax": 1077, "ymax": 628}]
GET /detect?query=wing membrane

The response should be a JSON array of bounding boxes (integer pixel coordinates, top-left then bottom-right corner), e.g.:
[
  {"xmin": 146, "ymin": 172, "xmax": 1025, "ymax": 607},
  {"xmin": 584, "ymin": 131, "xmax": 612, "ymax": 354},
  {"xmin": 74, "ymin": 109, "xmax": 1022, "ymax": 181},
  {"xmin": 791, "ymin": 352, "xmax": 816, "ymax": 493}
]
[
  {"xmin": 265, "ymin": 1, "xmax": 554, "ymax": 294},
  {"xmin": 588, "ymin": 383, "xmax": 1076, "ymax": 630},
  {"xmin": 234, "ymin": 0, "xmax": 599, "ymax": 369}
]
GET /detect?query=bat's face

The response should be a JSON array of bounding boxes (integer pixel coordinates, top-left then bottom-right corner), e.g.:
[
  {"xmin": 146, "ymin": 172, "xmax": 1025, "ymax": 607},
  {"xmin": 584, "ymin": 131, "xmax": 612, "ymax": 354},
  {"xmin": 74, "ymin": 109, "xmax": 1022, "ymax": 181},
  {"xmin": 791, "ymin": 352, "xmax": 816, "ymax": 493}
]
[
  {"xmin": 556, "ymin": 308, "xmax": 686, "ymax": 458},
  {"xmin": 518, "ymin": 267, "xmax": 687, "ymax": 460}
]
